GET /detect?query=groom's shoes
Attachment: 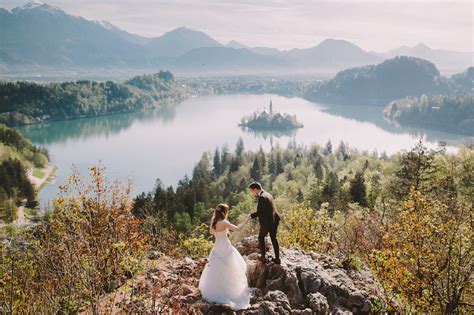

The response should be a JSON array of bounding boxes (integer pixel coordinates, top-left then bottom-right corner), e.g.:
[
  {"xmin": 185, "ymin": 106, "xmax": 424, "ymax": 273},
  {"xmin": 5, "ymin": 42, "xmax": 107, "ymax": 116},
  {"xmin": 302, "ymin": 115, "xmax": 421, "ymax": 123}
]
[{"xmin": 257, "ymin": 255, "xmax": 281, "ymax": 264}]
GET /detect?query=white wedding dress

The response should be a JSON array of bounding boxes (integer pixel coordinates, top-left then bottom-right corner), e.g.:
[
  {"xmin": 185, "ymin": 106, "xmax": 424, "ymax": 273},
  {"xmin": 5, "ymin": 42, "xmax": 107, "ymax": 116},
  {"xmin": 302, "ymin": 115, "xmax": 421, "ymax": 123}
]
[{"xmin": 199, "ymin": 226, "xmax": 250, "ymax": 310}]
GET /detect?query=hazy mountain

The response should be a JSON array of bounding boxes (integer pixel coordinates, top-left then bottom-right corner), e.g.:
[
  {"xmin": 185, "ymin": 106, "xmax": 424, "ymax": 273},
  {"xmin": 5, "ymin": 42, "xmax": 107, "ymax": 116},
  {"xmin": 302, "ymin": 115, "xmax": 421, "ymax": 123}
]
[
  {"xmin": 450, "ymin": 67, "xmax": 474, "ymax": 94},
  {"xmin": 380, "ymin": 43, "xmax": 473, "ymax": 75},
  {"xmin": 0, "ymin": 2, "xmax": 146, "ymax": 67},
  {"xmin": 250, "ymin": 47, "xmax": 282, "ymax": 56},
  {"xmin": 145, "ymin": 27, "xmax": 223, "ymax": 58},
  {"xmin": 1, "ymin": 2, "xmax": 471, "ymax": 77},
  {"xmin": 305, "ymin": 56, "xmax": 452, "ymax": 105},
  {"xmin": 0, "ymin": 3, "xmax": 225, "ymax": 71},
  {"xmin": 164, "ymin": 46, "xmax": 286, "ymax": 75},
  {"xmin": 93, "ymin": 20, "xmax": 151, "ymax": 46},
  {"xmin": 284, "ymin": 39, "xmax": 383, "ymax": 69},
  {"xmin": 226, "ymin": 40, "xmax": 248, "ymax": 49},
  {"xmin": 158, "ymin": 39, "xmax": 384, "ymax": 75}
]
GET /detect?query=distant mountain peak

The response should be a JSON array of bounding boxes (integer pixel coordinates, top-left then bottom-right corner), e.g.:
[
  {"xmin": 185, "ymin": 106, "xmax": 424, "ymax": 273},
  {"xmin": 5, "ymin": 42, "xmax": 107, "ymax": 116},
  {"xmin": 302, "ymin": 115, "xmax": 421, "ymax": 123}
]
[
  {"xmin": 145, "ymin": 26, "xmax": 222, "ymax": 57},
  {"xmin": 159, "ymin": 26, "xmax": 221, "ymax": 43},
  {"xmin": 94, "ymin": 20, "xmax": 115, "ymax": 31},
  {"xmin": 22, "ymin": 0, "xmax": 45, "ymax": 8},
  {"xmin": 317, "ymin": 38, "xmax": 361, "ymax": 49},
  {"xmin": 320, "ymin": 38, "xmax": 347, "ymax": 44},
  {"xmin": 167, "ymin": 26, "xmax": 196, "ymax": 34},
  {"xmin": 227, "ymin": 40, "xmax": 248, "ymax": 49},
  {"xmin": 412, "ymin": 42, "xmax": 432, "ymax": 52},
  {"xmin": 388, "ymin": 42, "xmax": 432, "ymax": 54},
  {"xmin": 12, "ymin": 1, "xmax": 64, "ymax": 14},
  {"xmin": 414, "ymin": 42, "xmax": 430, "ymax": 49}
]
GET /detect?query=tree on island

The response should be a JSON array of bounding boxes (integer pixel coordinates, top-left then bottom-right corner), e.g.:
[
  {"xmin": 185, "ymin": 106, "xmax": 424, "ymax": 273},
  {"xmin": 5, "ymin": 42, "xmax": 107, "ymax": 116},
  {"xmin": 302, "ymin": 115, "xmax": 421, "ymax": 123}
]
[{"xmin": 239, "ymin": 101, "xmax": 303, "ymax": 131}]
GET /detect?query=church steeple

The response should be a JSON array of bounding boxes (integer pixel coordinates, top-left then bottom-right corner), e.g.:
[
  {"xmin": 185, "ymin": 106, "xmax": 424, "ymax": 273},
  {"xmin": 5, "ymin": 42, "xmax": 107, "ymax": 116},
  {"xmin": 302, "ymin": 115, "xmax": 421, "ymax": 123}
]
[{"xmin": 269, "ymin": 100, "xmax": 273, "ymax": 115}]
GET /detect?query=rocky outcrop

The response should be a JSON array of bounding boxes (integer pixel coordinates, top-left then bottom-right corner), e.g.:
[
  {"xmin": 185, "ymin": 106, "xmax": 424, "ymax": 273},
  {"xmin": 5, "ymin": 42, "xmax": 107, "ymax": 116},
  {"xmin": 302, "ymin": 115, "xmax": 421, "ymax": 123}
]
[
  {"xmin": 99, "ymin": 236, "xmax": 387, "ymax": 314},
  {"xmin": 198, "ymin": 236, "xmax": 386, "ymax": 314}
]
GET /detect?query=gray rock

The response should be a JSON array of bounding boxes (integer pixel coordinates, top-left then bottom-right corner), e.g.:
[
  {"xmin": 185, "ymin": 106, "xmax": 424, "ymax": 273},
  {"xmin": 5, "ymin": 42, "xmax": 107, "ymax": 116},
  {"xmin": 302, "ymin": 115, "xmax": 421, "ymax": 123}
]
[
  {"xmin": 183, "ymin": 256, "xmax": 197, "ymax": 269},
  {"xmin": 243, "ymin": 237, "xmax": 385, "ymax": 313},
  {"xmin": 195, "ymin": 237, "xmax": 386, "ymax": 314},
  {"xmin": 200, "ymin": 302, "xmax": 237, "ymax": 315},
  {"xmin": 307, "ymin": 292, "xmax": 329, "ymax": 314},
  {"xmin": 248, "ymin": 290, "xmax": 292, "ymax": 314},
  {"xmin": 331, "ymin": 305, "xmax": 353, "ymax": 315},
  {"xmin": 292, "ymin": 308, "xmax": 313, "ymax": 315},
  {"xmin": 147, "ymin": 250, "xmax": 163, "ymax": 260}
]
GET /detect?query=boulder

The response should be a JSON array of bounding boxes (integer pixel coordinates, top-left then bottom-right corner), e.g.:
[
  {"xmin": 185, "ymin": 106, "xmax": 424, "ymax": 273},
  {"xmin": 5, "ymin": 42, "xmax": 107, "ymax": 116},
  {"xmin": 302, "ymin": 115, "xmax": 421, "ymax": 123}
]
[
  {"xmin": 146, "ymin": 236, "xmax": 387, "ymax": 314},
  {"xmin": 307, "ymin": 292, "xmax": 329, "ymax": 314},
  {"xmin": 235, "ymin": 237, "xmax": 386, "ymax": 314},
  {"xmin": 246, "ymin": 290, "xmax": 292, "ymax": 315}
]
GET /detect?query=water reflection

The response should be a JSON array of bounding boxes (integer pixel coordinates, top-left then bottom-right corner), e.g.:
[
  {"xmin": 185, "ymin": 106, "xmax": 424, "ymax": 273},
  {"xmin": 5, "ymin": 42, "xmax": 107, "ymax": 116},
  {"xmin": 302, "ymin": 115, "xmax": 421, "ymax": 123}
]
[
  {"xmin": 320, "ymin": 104, "xmax": 473, "ymax": 147},
  {"xmin": 17, "ymin": 105, "xmax": 177, "ymax": 145},
  {"xmin": 12, "ymin": 93, "xmax": 469, "ymax": 207},
  {"xmin": 240, "ymin": 126, "xmax": 299, "ymax": 139}
]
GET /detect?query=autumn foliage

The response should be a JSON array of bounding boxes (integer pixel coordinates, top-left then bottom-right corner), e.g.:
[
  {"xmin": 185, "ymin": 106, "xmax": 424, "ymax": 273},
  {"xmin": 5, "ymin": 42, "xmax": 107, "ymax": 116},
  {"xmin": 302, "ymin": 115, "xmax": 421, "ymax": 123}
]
[
  {"xmin": 0, "ymin": 165, "xmax": 147, "ymax": 313},
  {"xmin": 1, "ymin": 142, "xmax": 472, "ymax": 314},
  {"xmin": 372, "ymin": 189, "xmax": 473, "ymax": 313}
]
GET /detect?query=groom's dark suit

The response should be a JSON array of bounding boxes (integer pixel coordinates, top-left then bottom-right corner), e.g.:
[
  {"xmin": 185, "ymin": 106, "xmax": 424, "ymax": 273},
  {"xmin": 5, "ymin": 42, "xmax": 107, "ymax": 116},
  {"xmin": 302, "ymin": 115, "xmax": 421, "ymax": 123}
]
[{"xmin": 250, "ymin": 190, "xmax": 280, "ymax": 261}]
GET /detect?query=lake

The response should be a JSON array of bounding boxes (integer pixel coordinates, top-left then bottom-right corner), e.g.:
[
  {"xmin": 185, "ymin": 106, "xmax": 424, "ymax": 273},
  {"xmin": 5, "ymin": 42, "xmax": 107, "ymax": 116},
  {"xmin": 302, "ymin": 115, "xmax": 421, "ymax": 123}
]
[{"xmin": 15, "ymin": 94, "xmax": 471, "ymax": 208}]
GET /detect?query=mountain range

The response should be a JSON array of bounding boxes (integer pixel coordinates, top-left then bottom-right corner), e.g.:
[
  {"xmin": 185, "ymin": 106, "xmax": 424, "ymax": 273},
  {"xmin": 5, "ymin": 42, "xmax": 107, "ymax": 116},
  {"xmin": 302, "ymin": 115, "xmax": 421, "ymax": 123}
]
[{"xmin": 0, "ymin": 2, "xmax": 472, "ymax": 77}]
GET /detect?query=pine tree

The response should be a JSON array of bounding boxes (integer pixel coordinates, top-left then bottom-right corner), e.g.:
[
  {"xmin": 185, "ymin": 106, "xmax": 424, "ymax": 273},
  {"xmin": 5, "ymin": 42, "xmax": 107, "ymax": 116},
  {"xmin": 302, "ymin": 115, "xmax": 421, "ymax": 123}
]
[
  {"xmin": 221, "ymin": 144, "xmax": 230, "ymax": 171},
  {"xmin": 192, "ymin": 154, "xmax": 213, "ymax": 207},
  {"xmin": 268, "ymin": 154, "xmax": 276, "ymax": 175},
  {"xmin": 391, "ymin": 140, "xmax": 439, "ymax": 200},
  {"xmin": 367, "ymin": 172, "xmax": 381, "ymax": 208},
  {"xmin": 323, "ymin": 140, "xmax": 332, "ymax": 155},
  {"xmin": 349, "ymin": 171, "xmax": 367, "ymax": 206},
  {"xmin": 250, "ymin": 156, "xmax": 263, "ymax": 182},
  {"xmin": 336, "ymin": 140, "xmax": 350, "ymax": 161},
  {"xmin": 229, "ymin": 157, "xmax": 240, "ymax": 172},
  {"xmin": 307, "ymin": 182, "xmax": 322, "ymax": 209},
  {"xmin": 235, "ymin": 137, "xmax": 244, "ymax": 157},
  {"xmin": 314, "ymin": 158, "xmax": 324, "ymax": 179},
  {"xmin": 321, "ymin": 171, "xmax": 339, "ymax": 206},
  {"xmin": 212, "ymin": 148, "xmax": 222, "ymax": 177},
  {"xmin": 258, "ymin": 146, "xmax": 266, "ymax": 169},
  {"xmin": 275, "ymin": 151, "xmax": 284, "ymax": 175}
]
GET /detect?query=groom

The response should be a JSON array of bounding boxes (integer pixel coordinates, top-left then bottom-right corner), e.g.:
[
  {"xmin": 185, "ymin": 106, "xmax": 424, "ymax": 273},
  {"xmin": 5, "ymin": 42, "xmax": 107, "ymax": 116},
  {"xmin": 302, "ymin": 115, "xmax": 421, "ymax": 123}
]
[{"xmin": 248, "ymin": 181, "xmax": 281, "ymax": 264}]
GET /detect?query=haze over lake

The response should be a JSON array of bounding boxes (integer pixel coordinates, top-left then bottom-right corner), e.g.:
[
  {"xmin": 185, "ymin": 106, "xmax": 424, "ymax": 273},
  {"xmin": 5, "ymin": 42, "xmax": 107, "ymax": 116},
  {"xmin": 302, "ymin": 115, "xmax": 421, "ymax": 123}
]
[{"xmin": 15, "ymin": 94, "xmax": 469, "ymax": 207}]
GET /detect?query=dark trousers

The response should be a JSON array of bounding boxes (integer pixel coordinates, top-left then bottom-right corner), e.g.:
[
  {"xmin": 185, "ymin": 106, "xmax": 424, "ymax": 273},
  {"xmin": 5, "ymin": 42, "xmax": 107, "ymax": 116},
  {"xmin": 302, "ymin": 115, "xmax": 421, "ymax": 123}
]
[{"xmin": 258, "ymin": 222, "xmax": 280, "ymax": 260}]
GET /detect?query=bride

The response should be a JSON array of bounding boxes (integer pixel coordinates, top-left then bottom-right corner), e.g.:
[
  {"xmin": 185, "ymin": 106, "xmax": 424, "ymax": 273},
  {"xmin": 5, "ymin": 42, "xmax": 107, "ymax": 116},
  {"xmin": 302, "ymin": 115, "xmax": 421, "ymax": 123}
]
[{"xmin": 199, "ymin": 203, "xmax": 251, "ymax": 310}]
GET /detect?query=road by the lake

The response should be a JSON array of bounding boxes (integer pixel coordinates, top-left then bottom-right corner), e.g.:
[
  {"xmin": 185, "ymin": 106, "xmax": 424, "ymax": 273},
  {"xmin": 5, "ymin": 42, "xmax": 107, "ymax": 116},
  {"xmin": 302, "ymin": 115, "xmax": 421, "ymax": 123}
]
[{"xmin": 10, "ymin": 163, "xmax": 55, "ymax": 227}]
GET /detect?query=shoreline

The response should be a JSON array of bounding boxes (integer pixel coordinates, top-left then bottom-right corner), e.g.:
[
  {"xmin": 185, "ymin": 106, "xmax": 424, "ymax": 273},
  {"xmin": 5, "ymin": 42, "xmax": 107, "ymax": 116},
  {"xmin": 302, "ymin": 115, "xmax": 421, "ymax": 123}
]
[
  {"xmin": 4, "ymin": 102, "xmax": 182, "ymax": 128},
  {"xmin": 1, "ymin": 163, "xmax": 57, "ymax": 228}
]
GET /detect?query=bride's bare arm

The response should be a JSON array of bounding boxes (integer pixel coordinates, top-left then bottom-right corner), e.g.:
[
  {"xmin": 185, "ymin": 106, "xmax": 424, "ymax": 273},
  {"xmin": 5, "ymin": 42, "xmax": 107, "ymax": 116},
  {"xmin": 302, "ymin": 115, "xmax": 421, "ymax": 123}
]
[
  {"xmin": 209, "ymin": 216, "xmax": 215, "ymax": 234},
  {"xmin": 224, "ymin": 216, "xmax": 250, "ymax": 232}
]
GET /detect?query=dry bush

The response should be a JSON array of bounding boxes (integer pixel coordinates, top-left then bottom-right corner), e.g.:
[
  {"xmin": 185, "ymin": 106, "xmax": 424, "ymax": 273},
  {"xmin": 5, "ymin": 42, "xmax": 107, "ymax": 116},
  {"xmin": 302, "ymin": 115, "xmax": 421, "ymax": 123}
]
[{"xmin": 1, "ymin": 165, "xmax": 148, "ymax": 314}]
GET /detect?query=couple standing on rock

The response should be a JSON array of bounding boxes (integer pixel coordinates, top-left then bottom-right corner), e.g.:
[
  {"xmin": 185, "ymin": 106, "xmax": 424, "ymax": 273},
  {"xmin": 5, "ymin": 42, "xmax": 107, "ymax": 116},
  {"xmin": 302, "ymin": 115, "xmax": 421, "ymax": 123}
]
[{"xmin": 198, "ymin": 181, "xmax": 281, "ymax": 310}]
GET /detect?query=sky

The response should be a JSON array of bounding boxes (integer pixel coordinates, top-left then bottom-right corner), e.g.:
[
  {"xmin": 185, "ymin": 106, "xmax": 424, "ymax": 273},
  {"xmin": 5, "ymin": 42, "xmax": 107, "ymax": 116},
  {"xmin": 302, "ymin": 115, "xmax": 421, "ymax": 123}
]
[{"xmin": 1, "ymin": 0, "xmax": 473, "ymax": 52}]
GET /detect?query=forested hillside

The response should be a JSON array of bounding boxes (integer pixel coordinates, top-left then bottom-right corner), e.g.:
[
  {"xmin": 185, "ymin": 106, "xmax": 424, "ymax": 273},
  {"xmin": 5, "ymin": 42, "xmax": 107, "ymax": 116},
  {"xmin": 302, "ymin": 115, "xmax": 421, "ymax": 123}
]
[
  {"xmin": 304, "ymin": 56, "xmax": 452, "ymax": 105},
  {"xmin": 450, "ymin": 67, "xmax": 474, "ymax": 94},
  {"xmin": 0, "ymin": 124, "xmax": 49, "ymax": 222},
  {"xmin": 132, "ymin": 139, "xmax": 473, "ymax": 313},
  {"xmin": 1, "ymin": 140, "xmax": 472, "ymax": 313},
  {"xmin": 0, "ymin": 70, "xmax": 190, "ymax": 126},
  {"xmin": 384, "ymin": 94, "xmax": 474, "ymax": 135}
]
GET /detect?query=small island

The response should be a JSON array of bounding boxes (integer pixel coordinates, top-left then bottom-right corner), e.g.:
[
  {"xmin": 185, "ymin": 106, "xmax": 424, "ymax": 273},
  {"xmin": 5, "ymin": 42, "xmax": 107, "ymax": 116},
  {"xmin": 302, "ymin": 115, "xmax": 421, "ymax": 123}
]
[{"xmin": 239, "ymin": 101, "xmax": 303, "ymax": 131}]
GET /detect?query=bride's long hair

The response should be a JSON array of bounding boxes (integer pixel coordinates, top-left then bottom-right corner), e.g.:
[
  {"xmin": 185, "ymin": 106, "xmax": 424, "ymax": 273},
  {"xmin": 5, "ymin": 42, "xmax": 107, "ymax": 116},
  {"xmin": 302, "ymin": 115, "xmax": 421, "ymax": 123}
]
[{"xmin": 211, "ymin": 203, "xmax": 229, "ymax": 229}]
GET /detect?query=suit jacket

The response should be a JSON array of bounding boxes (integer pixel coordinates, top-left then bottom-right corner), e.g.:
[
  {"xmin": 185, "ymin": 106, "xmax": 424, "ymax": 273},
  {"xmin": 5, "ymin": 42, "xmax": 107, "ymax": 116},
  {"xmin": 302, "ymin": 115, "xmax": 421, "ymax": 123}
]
[{"xmin": 250, "ymin": 190, "xmax": 280, "ymax": 229}]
